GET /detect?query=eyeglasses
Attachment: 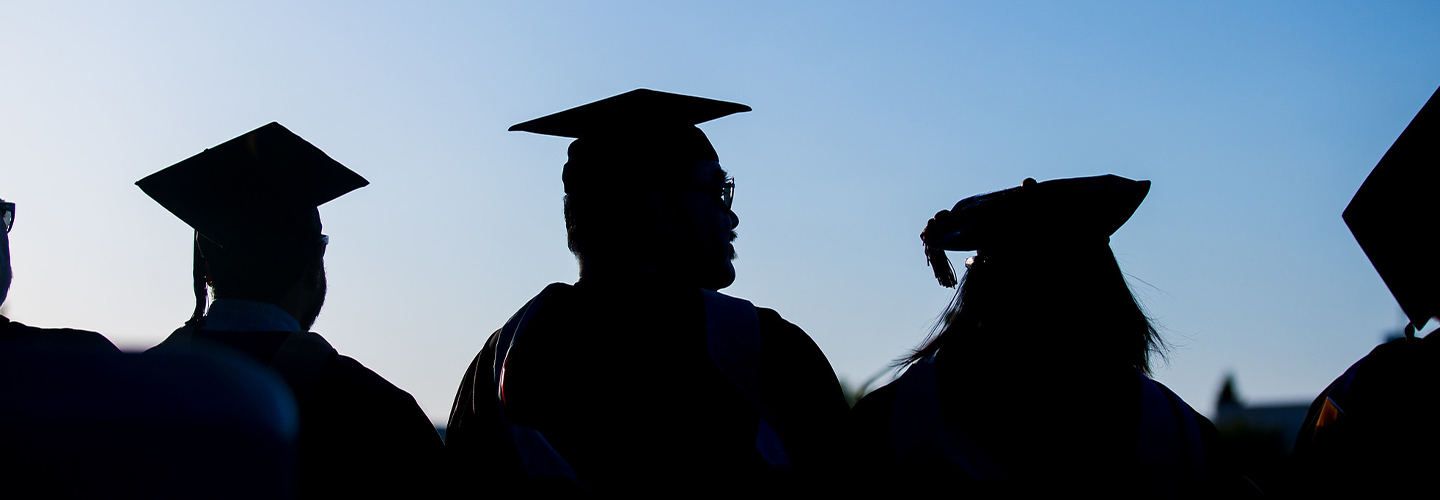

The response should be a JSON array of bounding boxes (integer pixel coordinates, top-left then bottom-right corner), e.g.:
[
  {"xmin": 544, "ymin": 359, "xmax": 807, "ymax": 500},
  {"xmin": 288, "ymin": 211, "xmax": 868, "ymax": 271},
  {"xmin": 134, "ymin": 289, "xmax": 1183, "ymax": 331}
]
[
  {"xmin": 1, "ymin": 202, "xmax": 13, "ymax": 234},
  {"xmin": 691, "ymin": 177, "xmax": 736, "ymax": 210},
  {"xmin": 719, "ymin": 177, "xmax": 735, "ymax": 210}
]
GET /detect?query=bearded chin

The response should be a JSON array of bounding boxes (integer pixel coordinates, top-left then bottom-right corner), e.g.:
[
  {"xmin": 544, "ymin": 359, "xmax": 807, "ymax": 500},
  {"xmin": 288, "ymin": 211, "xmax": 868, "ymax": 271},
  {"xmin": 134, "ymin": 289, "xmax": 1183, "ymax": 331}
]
[{"xmin": 298, "ymin": 272, "xmax": 326, "ymax": 331}]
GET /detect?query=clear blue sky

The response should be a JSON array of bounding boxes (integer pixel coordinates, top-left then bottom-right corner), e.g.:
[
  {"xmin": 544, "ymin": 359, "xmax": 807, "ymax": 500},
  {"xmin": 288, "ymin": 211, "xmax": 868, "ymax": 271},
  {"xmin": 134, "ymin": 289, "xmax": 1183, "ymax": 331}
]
[{"xmin": 2, "ymin": 1, "xmax": 1437, "ymax": 423}]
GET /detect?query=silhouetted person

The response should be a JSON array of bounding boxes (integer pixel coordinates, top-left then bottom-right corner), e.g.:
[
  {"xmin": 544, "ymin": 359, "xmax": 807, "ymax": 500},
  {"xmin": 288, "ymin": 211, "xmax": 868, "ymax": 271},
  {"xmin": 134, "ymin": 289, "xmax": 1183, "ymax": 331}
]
[
  {"xmin": 136, "ymin": 123, "xmax": 443, "ymax": 498},
  {"xmin": 445, "ymin": 89, "xmax": 848, "ymax": 497},
  {"xmin": 2, "ymin": 343, "xmax": 302, "ymax": 498},
  {"xmin": 0, "ymin": 196, "xmax": 298, "ymax": 498},
  {"xmin": 1289, "ymin": 86, "xmax": 1440, "ymax": 499},
  {"xmin": 850, "ymin": 175, "xmax": 1239, "ymax": 497},
  {"xmin": 0, "ymin": 198, "xmax": 119, "ymax": 353}
]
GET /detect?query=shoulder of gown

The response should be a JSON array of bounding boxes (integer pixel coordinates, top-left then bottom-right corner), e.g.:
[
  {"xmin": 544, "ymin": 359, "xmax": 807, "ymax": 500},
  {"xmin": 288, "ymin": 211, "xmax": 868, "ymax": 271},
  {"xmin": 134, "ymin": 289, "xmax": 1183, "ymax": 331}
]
[
  {"xmin": 292, "ymin": 338, "xmax": 444, "ymax": 497},
  {"xmin": 0, "ymin": 316, "xmax": 120, "ymax": 353},
  {"xmin": 443, "ymin": 329, "xmax": 527, "ymax": 492},
  {"xmin": 753, "ymin": 307, "xmax": 849, "ymax": 484},
  {"xmin": 1289, "ymin": 334, "xmax": 1440, "ymax": 497},
  {"xmin": 446, "ymin": 328, "xmax": 502, "ymax": 442},
  {"xmin": 306, "ymin": 345, "xmax": 442, "ymax": 446}
]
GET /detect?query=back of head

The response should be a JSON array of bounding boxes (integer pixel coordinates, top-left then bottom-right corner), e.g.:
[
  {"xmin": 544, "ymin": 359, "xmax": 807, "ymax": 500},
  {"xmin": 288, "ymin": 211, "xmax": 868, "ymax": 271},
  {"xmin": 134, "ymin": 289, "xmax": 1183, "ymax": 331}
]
[
  {"xmin": 195, "ymin": 234, "xmax": 317, "ymax": 303},
  {"xmin": 562, "ymin": 127, "xmax": 722, "ymax": 268},
  {"xmin": 930, "ymin": 244, "xmax": 1159, "ymax": 374}
]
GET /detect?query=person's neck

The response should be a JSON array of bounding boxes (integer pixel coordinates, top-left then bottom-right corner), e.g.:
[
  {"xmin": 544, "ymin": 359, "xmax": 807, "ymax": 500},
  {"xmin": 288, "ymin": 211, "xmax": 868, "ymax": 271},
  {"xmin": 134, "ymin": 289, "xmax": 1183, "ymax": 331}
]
[
  {"xmin": 578, "ymin": 263, "xmax": 699, "ymax": 289},
  {"xmin": 203, "ymin": 298, "xmax": 302, "ymax": 333},
  {"xmin": 213, "ymin": 290, "xmax": 313, "ymax": 330}
]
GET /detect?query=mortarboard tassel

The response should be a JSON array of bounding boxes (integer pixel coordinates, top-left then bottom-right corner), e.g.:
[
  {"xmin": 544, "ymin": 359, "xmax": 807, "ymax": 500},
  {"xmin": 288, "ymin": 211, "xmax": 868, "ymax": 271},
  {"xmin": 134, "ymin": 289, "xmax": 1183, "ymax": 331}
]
[
  {"xmin": 187, "ymin": 236, "xmax": 207, "ymax": 327},
  {"xmin": 926, "ymin": 244, "xmax": 957, "ymax": 288},
  {"xmin": 922, "ymin": 209, "xmax": 957, "ymax": 287}
]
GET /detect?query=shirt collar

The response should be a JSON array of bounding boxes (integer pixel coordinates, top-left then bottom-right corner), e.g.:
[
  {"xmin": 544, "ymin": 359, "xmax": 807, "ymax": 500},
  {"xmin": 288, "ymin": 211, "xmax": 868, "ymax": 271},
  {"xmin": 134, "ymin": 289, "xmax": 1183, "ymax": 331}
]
[{"xmin": 203, "ymin": 299, "xmax": 302, "ymax": 332}]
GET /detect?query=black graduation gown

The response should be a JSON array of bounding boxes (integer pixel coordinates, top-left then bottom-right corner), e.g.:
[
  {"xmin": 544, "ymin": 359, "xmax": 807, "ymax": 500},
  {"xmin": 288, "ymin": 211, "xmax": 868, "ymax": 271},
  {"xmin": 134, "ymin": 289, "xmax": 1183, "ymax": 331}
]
[
  {"xmin": 179, "ymin": 329, "xmax": 443, "ymax": 498},
  {"xmin": 1289, "ymin": 333, "xmax": 1440, "ymax": 499},
  {"xmin": 0, "ymin": 315, "xmax": 119, "ymax": 354},
  {"xmin": 849, "ymin": 351, "xmax": 1236, "ymax": 498},
  {"xmin": 445, "ymin": 280, "xmax": 848, "ymax": 497}
]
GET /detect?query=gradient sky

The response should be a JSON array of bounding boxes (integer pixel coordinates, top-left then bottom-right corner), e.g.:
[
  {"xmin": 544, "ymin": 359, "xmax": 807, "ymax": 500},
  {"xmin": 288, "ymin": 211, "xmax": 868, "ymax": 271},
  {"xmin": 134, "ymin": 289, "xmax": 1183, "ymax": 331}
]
[{"xmin": 2, "ymin": 1, "xmax": 1438, "ymax": 424}]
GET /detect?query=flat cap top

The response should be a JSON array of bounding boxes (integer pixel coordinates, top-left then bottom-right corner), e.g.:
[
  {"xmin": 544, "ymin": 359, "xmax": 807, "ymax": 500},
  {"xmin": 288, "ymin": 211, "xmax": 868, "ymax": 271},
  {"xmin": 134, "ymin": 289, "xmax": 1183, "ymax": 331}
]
[
  {"xmin": 924, "ymin": 174, "xmax": 1151, "ymax": 253},
  {"xmin": 136, "ymin": 122, "xmax": 368, "ymax": 249},
  {"xmin": 1343, "ymin": 86, "xmax": 1440, "ymax": 329},
  {"xmin": 509, "ymin": 89, "xmax": 751, "ymax": 138}
]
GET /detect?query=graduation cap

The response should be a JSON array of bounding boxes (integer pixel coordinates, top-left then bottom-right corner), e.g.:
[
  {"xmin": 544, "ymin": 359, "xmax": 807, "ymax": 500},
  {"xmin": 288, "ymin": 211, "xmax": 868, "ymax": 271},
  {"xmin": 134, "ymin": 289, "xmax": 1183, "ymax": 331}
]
[
  {"xmin": 1343, "ymin": 86, "xmax": 1440, "ymax": 334},
  {"xmin": 136, "ymin": 122, "xmax": 368, "ymax": 323},
  {"xmin": 509, "ymin": 89, "xmax": 751, "ymax": 194},
  {"xmin": 922, "ymin": 175, "xmax": 1151, "ymax": 287},
  {"xmin": 138, "ymin": 122, "xmax": 368, "ymax": 249}
]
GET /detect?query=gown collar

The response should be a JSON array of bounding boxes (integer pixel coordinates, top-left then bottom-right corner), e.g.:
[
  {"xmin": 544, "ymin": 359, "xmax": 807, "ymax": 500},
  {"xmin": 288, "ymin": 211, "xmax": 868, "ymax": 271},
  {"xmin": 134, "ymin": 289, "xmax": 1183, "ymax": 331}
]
[{"xmin": 203, "ymin": 299, "xmax": 301, "ymax": 332}]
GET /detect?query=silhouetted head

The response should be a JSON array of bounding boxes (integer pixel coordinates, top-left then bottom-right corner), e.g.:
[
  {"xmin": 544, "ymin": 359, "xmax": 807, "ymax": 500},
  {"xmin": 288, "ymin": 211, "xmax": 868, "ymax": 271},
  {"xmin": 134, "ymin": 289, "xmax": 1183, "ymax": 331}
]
[
  {"xmin": 912, "ymin": 175, "xmax": 1163, "ymax": 374},
  {"xmin": 0, "ymin": 198, "xmax": 12, "ymax": 308},
  {"xmin": 195, "ymin": 232, "xmax": 329, "ymax": 329},
  {"xmin": 511, "ymin": 89, "xmax": 747, "ymax": 290},
  {"xmin": 137, "ymin": 122, "xmax": 367, "ymax": 329}
]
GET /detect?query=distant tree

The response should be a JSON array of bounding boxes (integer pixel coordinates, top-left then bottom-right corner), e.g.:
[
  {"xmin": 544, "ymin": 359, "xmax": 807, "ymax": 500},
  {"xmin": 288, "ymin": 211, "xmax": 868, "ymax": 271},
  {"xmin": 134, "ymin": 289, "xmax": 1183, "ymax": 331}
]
[{"xmin": 1218, "ymin": 373, "xmax": 1241, "ymax": 407}]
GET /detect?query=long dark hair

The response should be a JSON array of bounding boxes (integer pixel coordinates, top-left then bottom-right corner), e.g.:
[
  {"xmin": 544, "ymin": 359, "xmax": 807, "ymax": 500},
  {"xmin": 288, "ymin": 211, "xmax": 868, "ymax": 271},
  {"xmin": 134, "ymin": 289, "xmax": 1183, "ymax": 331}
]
[{"xmin": 907, "ymin": 243, "xmax": 1164, "ymax": 375}]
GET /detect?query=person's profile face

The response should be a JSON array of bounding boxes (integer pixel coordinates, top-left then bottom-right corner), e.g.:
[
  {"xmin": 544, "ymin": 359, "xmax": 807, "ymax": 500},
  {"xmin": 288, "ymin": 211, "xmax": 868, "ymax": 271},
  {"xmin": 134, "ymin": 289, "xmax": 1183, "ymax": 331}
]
[{"xmin": 679, "ymin": 160, "xmax": 739, "ymax": 290}]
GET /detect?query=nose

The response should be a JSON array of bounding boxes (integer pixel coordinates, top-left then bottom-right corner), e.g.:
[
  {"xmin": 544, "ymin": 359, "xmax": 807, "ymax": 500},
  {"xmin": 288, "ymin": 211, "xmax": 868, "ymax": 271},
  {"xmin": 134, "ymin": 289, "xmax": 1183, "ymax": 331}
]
[{"xmin": 728, "ymin": 209, "xmax": 739, "ymax": 229}]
